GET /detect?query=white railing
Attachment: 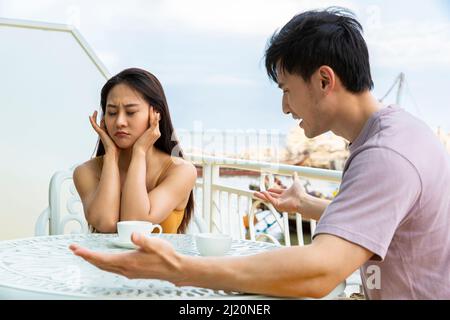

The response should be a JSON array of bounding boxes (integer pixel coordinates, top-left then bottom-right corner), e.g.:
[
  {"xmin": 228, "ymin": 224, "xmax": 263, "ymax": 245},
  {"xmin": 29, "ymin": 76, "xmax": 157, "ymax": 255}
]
[{"xmin": 186, "ymin": 154, "xmax": 342, "ymax": 246}]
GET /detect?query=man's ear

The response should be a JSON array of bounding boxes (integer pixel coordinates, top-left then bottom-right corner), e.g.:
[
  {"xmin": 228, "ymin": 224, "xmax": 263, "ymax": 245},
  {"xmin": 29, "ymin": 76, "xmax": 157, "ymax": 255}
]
[{"xmin": 318, "ymin": 66, "xmax": 335, "ymax": 92}]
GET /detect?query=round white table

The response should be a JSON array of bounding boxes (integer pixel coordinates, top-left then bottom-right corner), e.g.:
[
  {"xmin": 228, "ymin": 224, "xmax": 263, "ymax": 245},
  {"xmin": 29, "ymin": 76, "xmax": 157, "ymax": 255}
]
[{"xmin": 0, "ymin": 233, "xmax": 286, "ymax": 299}]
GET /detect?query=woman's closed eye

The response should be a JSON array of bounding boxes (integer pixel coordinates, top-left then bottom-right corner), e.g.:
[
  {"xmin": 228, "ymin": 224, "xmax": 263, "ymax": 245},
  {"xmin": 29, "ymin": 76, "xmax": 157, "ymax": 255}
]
[{"xmin": 107, "ymin": 112, "xmax": 136, "ymax": 116}]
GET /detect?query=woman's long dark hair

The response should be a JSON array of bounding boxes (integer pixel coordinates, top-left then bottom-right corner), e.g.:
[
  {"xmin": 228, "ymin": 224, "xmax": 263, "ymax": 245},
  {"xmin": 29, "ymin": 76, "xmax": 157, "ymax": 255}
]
[{"xmin": 93, "ymin": 68, "xmax": 194, "ymax": 234}]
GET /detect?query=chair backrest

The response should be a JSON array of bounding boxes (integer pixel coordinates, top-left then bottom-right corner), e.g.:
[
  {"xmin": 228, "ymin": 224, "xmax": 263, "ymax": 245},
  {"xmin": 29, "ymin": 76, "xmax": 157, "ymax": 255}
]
[
  {"xmin": 35, "ymin": 167, "xmax": 88, "ymax": 236},
  {"xmin": 35, "ymin": 167, "xmax": 208, "ymax": 236}
]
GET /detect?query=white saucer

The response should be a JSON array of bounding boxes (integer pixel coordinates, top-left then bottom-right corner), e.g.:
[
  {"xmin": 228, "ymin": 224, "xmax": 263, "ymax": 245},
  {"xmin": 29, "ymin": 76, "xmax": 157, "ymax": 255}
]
[{"xmin": 109, "ymin": 238, "xmax": 138, "ymax": 249}]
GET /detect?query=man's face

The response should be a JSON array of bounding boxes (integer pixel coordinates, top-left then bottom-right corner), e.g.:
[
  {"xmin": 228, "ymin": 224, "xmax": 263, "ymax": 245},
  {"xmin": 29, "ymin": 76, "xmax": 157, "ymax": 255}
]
[{"xmin": 277, "ymin": 67, "xmax": 329, "ymax": 138}]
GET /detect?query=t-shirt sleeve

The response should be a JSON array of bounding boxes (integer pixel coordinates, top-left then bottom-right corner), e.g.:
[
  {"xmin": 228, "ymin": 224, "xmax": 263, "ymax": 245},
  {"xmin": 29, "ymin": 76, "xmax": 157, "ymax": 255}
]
[{"xmin": 313, "ymin": 147, "xmax": 421, "ymax": 261}]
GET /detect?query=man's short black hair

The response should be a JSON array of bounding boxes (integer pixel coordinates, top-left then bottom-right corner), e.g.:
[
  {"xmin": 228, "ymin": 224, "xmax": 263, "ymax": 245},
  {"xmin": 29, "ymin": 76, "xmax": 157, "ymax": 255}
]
[{"xmin": 265, "ymin": 7, "xmax": 374, "ymax": 93}]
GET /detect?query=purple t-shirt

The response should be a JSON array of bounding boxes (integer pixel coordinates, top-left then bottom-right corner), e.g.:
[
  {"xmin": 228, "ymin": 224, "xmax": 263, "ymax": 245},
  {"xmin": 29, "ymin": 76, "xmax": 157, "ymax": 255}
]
[{"xmin": 313, "ymin": 105, "xmax": 450, "ymax": 299}]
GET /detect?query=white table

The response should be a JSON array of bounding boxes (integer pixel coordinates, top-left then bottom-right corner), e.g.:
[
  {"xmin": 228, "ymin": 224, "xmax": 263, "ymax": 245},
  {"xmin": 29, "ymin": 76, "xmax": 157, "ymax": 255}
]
[{"xmin": 0, "ymin": 233, "xmax": 288, "ymax": 299}]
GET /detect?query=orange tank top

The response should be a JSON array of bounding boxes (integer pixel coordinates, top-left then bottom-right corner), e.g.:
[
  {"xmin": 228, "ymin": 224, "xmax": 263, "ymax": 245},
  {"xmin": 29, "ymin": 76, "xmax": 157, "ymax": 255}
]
[{"xmin": 157, "ymin": 209, "xmax": 185, "ymax": 234}]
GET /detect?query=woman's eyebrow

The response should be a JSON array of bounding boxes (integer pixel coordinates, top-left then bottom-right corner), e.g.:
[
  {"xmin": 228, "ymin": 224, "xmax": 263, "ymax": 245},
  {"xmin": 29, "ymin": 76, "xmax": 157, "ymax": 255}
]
[{"xmin": 106, "ymin": 103, "xmax": 140, "ymax": 109}]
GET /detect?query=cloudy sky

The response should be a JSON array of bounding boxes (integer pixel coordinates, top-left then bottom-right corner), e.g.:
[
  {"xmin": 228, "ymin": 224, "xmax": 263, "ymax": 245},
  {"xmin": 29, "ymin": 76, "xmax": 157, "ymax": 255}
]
[{"xmin": 1, "ymin": 0, "xmax": 449, "ymax": 133}]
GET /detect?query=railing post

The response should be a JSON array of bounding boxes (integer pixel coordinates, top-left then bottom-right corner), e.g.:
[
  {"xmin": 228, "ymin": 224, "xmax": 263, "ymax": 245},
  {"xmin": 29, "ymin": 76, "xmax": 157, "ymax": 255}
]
[
  {"xmin": 210, "ymin": 164, "xmax": 220, "ymax": 233},
  {"xmin": 202, "ymin": 163, "xmax": 212, "ymax": 232}
]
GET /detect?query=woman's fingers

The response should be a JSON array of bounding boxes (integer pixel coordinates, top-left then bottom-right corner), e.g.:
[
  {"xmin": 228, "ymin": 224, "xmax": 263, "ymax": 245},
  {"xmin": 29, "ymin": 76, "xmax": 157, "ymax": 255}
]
[
  {"xmin": 89, "ymin": 110, "xmax": 101, "ymax": 130},
  {"xmin": 152, "ymin": 107, "xmax": 160, "ymax": 129},
  {"xmin": 149, "ymin": 106, "xmax": 154, "ymax": 127},
  {"xmin": 89, "ymin": 111, "xmax": 112, "ymax": 147},
  {"xmin": 149, "ymin": 106, "xmax": 160, "ymax": 128},
  {"xmin": 89, "ymin": 117, "xmax": 101, "ymax": 135}
]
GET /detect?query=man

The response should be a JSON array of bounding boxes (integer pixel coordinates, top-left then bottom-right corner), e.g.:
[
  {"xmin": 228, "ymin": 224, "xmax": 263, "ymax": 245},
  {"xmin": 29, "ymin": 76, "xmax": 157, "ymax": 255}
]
[{"xmin": 70, "ymin": 7, "xmax": 450, "ymax": 299}]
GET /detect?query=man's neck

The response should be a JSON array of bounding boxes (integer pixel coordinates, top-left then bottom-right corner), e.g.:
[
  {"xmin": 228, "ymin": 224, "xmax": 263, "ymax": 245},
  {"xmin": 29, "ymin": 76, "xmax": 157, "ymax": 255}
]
[{"xmin": 330, "ymin": 91, "xmax": 382, "ymax": 143}]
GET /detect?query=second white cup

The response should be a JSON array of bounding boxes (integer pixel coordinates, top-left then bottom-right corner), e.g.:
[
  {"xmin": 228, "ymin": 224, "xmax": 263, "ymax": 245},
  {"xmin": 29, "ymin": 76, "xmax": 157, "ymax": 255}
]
[{"xmin": 195, "ymin": 233, "xmax": 232, "ymax": 256}]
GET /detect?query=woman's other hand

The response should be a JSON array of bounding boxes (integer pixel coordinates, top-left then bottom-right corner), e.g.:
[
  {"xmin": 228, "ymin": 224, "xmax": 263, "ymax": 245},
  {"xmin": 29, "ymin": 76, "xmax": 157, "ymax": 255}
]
[
  {"xmin": 132, "ymin": 106, "xmax": 161, "ymax": 156},
  {"xmin": 89, "ymin": 110, "xmax": 120, "ymax": 161}
]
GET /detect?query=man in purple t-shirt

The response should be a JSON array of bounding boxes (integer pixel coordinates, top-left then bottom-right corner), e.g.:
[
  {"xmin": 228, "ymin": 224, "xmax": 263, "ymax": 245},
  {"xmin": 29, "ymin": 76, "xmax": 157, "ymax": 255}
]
[
  {"xmin": 309, "ymin": 104, "xmax": 450, "ymax": 299},
  {"xmin": 70, "ymin": 8, "xmax": 450, "ymax": 299}
]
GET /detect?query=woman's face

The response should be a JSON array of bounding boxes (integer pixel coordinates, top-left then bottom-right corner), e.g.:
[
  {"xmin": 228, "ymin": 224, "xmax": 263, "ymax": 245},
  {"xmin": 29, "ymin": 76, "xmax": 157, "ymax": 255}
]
[{"xmin": 104, "ymin": 83, "xmax": 150, "ymax": 149}]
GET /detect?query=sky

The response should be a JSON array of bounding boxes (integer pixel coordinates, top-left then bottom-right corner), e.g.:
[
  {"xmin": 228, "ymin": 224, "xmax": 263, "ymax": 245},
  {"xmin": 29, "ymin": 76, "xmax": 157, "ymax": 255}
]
[{"xmin": 1, "ymin": 0, "xmax": 449, "ymax": 134}]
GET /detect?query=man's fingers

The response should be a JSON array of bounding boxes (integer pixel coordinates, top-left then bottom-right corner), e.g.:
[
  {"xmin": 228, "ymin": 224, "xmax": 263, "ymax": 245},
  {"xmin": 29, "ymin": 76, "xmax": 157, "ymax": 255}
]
[
  {"xmin": 255, "ymin": 191, "xmax": 280, "ymax": 200},
  {"xmin": 131, "ymin": 232, "xmax": 160, "ymax": 253},
  {"xmin": 267, "ymin": 188, "xmax": 284, "ymax": 194},
  {"xmin": 70, "ymin": 245, "xmax": 124, "ymax": 274},
  {"xmin": 268, "ymin": 192, "xmax": 281, "ymax": 199},
  {"xmin": 261, "ymin": 191, "xmax": 278, "ymax": 207},
  {"xmin": 70, "ymin": 244, "xmax": 106, "ymax": 263},
  {"xmin": 131, "ymin": 232, "xmax": 150, "ymax": 249},
  {"xmin": 253, "ymin": 191, "xmax": 268, "ymax": 201},
  {"xmin": 69, "ymin": 244, "xmax": 80, "ymax": 251}
]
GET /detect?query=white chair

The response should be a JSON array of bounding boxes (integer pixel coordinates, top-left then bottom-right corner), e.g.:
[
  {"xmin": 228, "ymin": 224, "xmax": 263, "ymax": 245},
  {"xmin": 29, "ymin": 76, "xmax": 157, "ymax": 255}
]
[
  {"xmin": 35, "ymin": 166, "xmax": 88, "ymax": 236},
  {"xmin": 35, "ymin": 167, "xmax": 207, "ymax": 236}
]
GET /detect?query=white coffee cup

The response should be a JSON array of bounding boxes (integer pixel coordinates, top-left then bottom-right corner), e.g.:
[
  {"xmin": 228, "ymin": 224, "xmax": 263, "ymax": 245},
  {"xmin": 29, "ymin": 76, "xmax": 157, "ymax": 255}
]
[
  {"xmin": 117, "ymin": 221, "xmax": 162, "ymax": 243},
  {"xmin": 195, "ymin": 233, "xmax": 232, "ymax": 256}
]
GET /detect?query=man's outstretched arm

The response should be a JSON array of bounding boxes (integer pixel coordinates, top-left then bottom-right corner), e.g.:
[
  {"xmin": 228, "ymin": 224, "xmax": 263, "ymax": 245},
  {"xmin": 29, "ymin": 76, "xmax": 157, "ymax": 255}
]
[{"xmin": 70, "ymin": 233, "xmax": 372, "ymax": 298}]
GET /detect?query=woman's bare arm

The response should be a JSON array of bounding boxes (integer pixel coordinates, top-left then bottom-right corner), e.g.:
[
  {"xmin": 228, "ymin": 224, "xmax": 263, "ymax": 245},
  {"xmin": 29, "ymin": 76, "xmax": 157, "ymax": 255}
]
[
  {"xmin": 73, "ymin": 154, "xmax": 121, "ymax": 232},
  {"xmin": 120, "ymin": 155, "xmax": 196, "ymax": 223},
  {"xmin": 119, "ymin": 150, "xmax": 150, "ymax": 221}
]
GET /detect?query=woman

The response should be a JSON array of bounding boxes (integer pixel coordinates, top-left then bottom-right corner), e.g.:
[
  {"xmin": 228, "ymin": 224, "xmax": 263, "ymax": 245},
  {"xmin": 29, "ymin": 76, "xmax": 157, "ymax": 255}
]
[{"xmin": 73, "ymin": 68, "xmax": 196, "ymax": 234}]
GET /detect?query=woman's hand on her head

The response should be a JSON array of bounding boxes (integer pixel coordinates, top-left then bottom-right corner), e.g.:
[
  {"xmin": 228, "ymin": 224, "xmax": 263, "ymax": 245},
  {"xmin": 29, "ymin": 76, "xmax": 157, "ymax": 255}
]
[
  {"xmin": 89, "ymin": 110, "xmax": 120, "ymax": 161},
  {"xmin": 132, "ymin": 106, "xmax": 161, "ymax": 156}
]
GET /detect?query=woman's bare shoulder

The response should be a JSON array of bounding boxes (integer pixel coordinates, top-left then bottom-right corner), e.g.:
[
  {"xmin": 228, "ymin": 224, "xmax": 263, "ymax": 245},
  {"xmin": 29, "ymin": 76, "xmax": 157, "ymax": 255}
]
[
  {"xmin": 168, "ymin": 157, "xmax": 197, "ymax": 178},
  {"xmin": 74, "ymin": 157, "xmax": 102, "ymax": 179}
]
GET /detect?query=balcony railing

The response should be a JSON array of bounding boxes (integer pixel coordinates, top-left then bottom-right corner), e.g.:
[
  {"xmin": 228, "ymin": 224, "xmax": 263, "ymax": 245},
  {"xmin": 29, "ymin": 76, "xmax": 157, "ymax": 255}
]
[{"xmin": 186, "ymin": 154, "xmax": 342, "ymax": 246}]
